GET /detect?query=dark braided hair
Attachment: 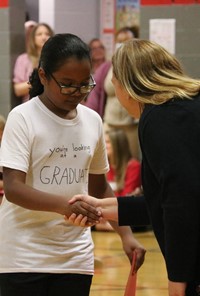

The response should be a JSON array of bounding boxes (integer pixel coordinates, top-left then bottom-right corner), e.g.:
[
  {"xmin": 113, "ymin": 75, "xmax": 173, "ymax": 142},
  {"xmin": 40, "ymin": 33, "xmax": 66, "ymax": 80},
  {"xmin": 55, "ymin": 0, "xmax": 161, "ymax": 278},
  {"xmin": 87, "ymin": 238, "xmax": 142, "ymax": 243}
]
[{"xmin": 29, "ymin": 33, "xmax": 91, "ymax": 98}]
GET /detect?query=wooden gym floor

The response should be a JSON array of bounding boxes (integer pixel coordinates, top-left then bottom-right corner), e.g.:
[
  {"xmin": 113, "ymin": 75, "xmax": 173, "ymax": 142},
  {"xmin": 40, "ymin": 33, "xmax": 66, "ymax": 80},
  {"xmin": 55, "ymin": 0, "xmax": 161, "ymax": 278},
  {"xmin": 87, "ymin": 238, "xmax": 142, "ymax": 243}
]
[{"xmin": 90, "ymin": 229, "xmax": 168, "ymax": 296}]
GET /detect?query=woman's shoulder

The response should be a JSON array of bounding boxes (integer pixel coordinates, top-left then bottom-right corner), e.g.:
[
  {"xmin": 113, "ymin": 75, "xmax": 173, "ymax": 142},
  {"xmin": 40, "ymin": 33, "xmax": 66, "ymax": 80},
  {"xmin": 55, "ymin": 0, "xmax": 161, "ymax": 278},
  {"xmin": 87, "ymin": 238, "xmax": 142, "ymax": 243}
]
[{"xmin": 142, "ymin": 95, "xmax": 200, "ymax": 123}]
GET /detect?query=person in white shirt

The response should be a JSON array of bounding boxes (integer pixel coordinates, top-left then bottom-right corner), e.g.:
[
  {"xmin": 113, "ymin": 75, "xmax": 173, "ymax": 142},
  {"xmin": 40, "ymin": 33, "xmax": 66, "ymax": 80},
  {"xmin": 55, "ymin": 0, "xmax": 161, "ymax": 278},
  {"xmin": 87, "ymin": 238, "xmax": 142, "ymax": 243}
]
[{"xmin": 0, "ymin": 33, "xmax": 145, "ymax": 296}]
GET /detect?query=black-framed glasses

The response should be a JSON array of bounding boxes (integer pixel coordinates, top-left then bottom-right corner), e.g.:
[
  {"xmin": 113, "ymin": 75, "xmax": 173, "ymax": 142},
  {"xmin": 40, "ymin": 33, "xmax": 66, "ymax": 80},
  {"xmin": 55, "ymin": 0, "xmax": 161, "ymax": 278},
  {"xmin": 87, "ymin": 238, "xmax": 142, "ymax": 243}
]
[{"xmin": 50, "ymin": 73, "xmax": 96, "ymax": 95}]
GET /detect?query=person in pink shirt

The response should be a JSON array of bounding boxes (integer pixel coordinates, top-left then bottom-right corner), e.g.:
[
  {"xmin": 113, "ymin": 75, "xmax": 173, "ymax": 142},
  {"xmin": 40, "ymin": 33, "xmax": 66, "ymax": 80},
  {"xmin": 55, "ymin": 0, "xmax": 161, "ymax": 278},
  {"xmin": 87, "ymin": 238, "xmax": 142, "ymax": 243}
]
[
  {"xmin": 88, "ymin": 38, "xmax": 106, "ymax": 74},
  {"xmin": 13, "ymin": 23, "xmax": 54, "ymax": 103}
]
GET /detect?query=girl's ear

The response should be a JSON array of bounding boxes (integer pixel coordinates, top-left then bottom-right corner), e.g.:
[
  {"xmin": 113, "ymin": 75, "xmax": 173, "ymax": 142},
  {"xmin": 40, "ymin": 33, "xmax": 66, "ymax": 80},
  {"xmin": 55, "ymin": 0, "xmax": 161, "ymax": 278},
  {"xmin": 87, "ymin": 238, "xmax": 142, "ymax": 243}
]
[{"xmin": 38, "ymin": 67, "xmax": 47, "ymax": 86}]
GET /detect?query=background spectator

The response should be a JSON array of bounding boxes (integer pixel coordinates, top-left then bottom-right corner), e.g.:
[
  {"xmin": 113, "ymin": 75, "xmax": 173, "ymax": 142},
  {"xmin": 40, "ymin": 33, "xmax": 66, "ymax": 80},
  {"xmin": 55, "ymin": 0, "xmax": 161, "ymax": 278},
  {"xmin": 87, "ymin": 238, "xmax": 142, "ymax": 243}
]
[
  {"xmin": 24, "ymin": 20, "xmax": 37, "ymax": 49},
  {"xmin": 85, "ymin": 27, "xmax": 141, "ymax": 160},
  {"xmin": 13, "ymin": 22, "xmax": 54, "ymax": 103},
  {"xmin": 105, "ymin": 129, "xmax": 141, "ymax": 196},
  {"xmin": 95, "ymin": 128, "xmax": 141, "ymax": 232},
  {"xmin": 88, "ymin": 38, "xmax": 107, "ymax": 74}
]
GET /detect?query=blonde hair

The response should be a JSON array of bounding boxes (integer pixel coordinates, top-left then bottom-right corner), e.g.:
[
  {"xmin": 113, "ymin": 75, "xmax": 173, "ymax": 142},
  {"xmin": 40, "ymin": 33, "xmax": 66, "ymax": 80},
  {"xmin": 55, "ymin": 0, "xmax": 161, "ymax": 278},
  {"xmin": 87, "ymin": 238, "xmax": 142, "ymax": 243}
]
[
  {"xmin": 107, "ymin": 129, "xmax": 132, "ymax": 191},
  {"xmin": 27, "ymin": 23, "xmax": 54, "ymax": 68},
  {"xmin": 112, "ymin": 39, "xmax": 200, "ymax": 105}
]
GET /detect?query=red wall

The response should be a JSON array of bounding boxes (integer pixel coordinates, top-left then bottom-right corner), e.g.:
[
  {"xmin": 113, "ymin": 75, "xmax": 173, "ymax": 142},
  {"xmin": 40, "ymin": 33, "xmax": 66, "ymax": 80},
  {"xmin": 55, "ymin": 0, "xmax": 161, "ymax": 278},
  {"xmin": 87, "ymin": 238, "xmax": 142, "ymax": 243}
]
[
  {"xmin": 141, "ymin": 0, "xmax": 197, "ymax": 4},
  {"xmin": 0, "ymin": 0, "xmax": 8, "ymax": 8}
]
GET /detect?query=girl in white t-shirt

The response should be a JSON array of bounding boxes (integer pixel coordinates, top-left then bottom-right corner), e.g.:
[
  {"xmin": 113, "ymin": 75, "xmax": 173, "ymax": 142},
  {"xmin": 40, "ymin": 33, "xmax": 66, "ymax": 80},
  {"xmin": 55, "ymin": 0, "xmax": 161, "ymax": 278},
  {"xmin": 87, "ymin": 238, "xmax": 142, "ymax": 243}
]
[{"xmin": 0, "ymin": 33, "xmax": 145, "ymax": 296}]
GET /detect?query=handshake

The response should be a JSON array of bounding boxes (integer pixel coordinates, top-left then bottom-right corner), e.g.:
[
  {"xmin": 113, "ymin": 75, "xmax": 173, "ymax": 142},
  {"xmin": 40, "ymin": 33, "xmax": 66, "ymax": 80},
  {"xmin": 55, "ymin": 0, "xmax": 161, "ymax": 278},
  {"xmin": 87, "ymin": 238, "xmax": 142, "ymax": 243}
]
[
  {"xmin": 65, "ymin": 194, "xmax": 147, "ymax": 273},
  {"xmin": 65, "ymin": 195, "xmax": 118, "ymax": 227}
]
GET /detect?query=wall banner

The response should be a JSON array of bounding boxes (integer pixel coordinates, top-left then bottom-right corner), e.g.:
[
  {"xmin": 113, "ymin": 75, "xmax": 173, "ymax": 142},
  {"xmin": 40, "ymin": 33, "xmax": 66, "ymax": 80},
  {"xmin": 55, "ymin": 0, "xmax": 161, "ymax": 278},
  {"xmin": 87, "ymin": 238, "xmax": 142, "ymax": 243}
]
[{"xmin": 0, "ymin": 0, "xmax": 8, "ymax": 8}]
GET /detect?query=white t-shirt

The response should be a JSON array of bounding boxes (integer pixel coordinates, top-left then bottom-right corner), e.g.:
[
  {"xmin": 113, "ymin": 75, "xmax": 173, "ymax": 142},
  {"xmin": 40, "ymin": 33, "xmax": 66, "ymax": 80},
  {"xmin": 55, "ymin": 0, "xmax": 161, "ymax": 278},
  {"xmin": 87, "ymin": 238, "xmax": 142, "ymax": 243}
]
[{"xmin": 0, "ymin": 97, "xmax": 109, "ymax": 274}]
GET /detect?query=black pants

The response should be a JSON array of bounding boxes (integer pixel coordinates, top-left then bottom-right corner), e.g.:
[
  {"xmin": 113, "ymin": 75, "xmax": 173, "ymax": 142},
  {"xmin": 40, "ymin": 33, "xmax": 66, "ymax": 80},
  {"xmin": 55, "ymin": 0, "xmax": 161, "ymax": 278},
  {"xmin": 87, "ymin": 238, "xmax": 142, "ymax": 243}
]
[{"xmin": 0, "ymin": 273, "xmax": 93, "ymax": 296}]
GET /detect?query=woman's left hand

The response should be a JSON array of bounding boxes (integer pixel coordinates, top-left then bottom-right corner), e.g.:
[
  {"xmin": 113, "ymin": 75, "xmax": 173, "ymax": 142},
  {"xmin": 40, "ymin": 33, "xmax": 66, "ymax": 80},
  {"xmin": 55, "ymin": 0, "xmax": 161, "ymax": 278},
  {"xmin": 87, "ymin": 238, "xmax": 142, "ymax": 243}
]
[{"xmin": 122, "ymin": 235, "xmax": 146, "ymax": 272}]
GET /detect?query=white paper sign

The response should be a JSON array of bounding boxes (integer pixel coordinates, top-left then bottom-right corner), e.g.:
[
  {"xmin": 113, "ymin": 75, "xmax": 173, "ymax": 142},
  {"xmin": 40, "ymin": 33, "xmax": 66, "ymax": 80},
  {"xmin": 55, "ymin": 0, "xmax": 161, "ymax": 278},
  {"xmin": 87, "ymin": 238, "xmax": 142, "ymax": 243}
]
[{"xmin": 149, "ymin": 19, "xmax": 176, "ymax": 54}]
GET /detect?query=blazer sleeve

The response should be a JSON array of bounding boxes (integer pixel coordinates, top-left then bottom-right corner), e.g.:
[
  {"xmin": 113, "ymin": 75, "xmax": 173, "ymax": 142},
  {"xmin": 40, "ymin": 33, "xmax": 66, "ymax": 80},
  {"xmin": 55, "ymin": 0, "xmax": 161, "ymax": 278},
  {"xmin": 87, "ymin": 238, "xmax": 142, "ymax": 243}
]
[{"xmin": 117, "ymin": 195, "xmax": 150, "ymax": 226}]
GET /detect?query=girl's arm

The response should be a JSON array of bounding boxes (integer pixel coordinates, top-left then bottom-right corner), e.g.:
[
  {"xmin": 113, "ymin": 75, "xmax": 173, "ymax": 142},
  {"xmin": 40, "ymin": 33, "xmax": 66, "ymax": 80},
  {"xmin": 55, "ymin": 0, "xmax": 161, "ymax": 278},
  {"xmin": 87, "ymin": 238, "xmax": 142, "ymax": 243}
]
[{"xmin": 3, "ymin": 167, "xmax": 100, "ymax": 222}]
